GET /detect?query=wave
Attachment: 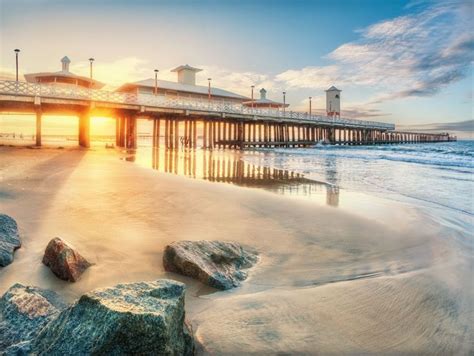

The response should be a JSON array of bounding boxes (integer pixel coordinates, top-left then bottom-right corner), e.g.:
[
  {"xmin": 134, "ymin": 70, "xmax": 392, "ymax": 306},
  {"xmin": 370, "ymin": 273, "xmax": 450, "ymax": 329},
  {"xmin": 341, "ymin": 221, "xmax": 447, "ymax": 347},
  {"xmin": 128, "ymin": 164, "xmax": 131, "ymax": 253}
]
[
  {"xmin": 245, "ymin": 141, "xmax": 474, "ymax": 229},
  {"xmin": 270, "ymin": 142, "xmax": 474, "ymax": 170}
]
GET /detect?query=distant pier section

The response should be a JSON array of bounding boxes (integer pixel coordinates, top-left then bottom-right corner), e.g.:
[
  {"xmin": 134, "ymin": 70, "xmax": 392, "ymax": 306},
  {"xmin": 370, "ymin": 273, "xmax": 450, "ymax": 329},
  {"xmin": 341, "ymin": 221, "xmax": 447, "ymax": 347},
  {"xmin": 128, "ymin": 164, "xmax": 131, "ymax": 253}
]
[{"xmin": 0, "ymin": 56, "xmax": 456, "ymax": 148}]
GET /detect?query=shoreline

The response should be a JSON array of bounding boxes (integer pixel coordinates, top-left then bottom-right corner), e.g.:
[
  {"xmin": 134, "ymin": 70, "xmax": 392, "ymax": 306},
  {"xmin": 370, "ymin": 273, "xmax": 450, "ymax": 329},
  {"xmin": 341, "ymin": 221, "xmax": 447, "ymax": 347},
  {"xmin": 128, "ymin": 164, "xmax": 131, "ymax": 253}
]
[{"xmin": 0, "ymin": 145, "xmax": 472, "ymax": 354}]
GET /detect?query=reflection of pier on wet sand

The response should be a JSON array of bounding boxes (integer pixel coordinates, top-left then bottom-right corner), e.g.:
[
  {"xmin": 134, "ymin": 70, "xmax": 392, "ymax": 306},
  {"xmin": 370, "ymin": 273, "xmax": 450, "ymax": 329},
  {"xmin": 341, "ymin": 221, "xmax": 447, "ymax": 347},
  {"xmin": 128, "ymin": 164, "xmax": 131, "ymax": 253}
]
[{"xmin": 125, "ymin": 147, "xmax": 340, "ymax": 207}]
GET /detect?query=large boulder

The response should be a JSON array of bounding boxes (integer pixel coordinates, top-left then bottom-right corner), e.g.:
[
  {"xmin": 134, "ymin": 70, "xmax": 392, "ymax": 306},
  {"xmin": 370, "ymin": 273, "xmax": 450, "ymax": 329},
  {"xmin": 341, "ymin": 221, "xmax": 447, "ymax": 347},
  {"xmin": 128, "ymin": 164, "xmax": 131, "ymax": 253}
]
[
  {"xmin": 163, "ymin": 240, "xmax": 259, "ymax": 290},
  {"xmin": 42, "ymin": 237, "xmax": 91, "ymax": 282},
  {"xmin": 0, "ymin": 214, "xmax": 21, "ymax": 267},
  {"xmin": 31, "ymin": 280, "xmax": 194, "ymax": 355},
  {"xmin": 0, "ymin": 283, "xmax": 67, "ymax": 352}
]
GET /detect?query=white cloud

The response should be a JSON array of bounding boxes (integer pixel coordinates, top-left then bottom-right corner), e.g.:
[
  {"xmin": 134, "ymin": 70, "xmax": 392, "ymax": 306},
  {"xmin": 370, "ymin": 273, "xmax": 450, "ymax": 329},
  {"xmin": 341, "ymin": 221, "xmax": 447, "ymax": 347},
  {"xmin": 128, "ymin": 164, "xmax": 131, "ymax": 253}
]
[
  {"xmin": 70, "ymin": 57, "xmax": 151, "ymax": 89},
  {"xmin": 0, "ymin": 67, "xmax": 16, "ymax": 80},
  {"xmin": 197, "ymin": 65, "xmax": 272, "ymax": 97},
  {"xmin": 275, "ymin": 66, "xmax": 340, "ymax": 90},
  {"xmin": 273, "ymin": 0, "xmax": 473, "ymax": 101}
]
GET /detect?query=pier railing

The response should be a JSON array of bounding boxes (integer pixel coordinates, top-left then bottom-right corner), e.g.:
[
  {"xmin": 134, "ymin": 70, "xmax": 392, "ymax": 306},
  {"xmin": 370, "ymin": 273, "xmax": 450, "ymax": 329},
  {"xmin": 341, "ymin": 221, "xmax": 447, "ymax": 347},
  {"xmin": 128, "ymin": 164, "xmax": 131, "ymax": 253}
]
[{"xmin": 0, "ymin": 80, "xmax": 394, "ymax": 130}]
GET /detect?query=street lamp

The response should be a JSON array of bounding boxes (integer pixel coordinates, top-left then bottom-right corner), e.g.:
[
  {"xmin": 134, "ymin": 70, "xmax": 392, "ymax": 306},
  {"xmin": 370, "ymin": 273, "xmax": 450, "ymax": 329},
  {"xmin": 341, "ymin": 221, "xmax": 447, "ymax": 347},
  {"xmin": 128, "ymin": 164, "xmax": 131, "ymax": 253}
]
[
  {"xmin": 309, "ymin": 96, "xmax": 312, "ymax": 117},
  {"xmin": 208, "ymin": 78, "xmax": 212, "ymax": 103},
  {"xmin": 154, "ymin": 69, "xmax": 159, "ymax": 96},
  {"xmin": 88, "ymin": 58, "xmax": 94, "ymax": 79},
  {"xmin": 283, "ymin": 91, "xmax": 286, "ymax": 117},
  {"xmin": 251, "ymin": 85, "xmax": 255, "ymax": 110},
  {"xmin": 14, "ymin": 49, "xmax": 20, "ymax": 82}
]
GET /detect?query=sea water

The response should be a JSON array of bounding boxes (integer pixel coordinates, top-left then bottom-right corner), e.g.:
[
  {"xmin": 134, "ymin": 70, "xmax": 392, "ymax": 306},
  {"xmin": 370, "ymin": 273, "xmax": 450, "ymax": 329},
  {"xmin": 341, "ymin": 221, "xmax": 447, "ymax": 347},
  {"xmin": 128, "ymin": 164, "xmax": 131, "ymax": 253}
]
[{"xmin": 243, "ymin": 141, "xmax": 474, "ymax": 241}]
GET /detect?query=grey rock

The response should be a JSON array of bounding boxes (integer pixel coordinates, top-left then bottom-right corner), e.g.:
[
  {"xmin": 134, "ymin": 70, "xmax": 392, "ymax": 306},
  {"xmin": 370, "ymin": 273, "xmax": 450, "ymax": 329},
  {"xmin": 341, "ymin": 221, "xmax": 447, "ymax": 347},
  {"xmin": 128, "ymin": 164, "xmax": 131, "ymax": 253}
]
[
  {"xmin": 0, "ymin": 214, "xmax": 21, "ymax": 267},
  {"xmin": 163, "ymin": 240, "xmax": 258, "ymax": 290},
  {"xmin": 31, "ymin": 280, "xmax": 194, "ymax": 355},
  {"xmin": 4, "ymin": 340, "xmax": 32, "ymax": 356},
  {"xmin": 0, "ymin": 283, "xmax": 67, "ymax": 353}
]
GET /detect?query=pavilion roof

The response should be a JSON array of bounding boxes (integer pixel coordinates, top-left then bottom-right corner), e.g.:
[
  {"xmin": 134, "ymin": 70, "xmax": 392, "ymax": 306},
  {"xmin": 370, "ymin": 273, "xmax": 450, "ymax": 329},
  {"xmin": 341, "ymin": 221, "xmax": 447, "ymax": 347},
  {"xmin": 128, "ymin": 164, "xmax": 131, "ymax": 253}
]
[
  {"xmin": 117, "ymin": 79, "xmax": 248, "ymax": 100},
  {"xmin": 170, "ymin": 64, "xmax": 202, "ymax": 73},
  {"xmin": 24, "ymin": 70, "xmax": 105, "ymax": 89}
]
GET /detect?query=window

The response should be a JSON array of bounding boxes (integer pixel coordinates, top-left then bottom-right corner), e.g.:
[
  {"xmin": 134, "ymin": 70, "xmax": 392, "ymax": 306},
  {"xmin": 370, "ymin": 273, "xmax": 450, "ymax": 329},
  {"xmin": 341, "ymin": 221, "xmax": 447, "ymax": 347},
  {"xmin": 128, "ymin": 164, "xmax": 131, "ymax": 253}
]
[{"xmin": 335, "ymin": 94, "xmax": 340, "ymax": 99}]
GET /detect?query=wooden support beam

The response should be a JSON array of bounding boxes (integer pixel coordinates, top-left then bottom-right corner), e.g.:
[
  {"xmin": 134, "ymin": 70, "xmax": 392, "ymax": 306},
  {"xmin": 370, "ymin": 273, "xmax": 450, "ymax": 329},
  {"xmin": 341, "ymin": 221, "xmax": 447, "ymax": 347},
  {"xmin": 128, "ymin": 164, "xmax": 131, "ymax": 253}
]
[
  {"xmin": 35, "ymin": 110, "xmax": 42, "ymax": 146},
  {"xmin": 156, "ymin": 119, "xmax": 161, "ymax": 147},
  {"xmin": 126, "ymin": 116, "xmax": 137, "ymax": 149},
  {"xmin": 203, "ymin": 120, "xmax": 207, "ymax": 148},
  {"xmin": 115, "ymin": 117, "xmax": 121, "ymax": 147},
  {"xmin": 184, "ymin": 120, "xmax": 189, "ymax": 147},
  {"xmin": 169, "ymin": 118, "xmax": 174, "ymax": 148},
  {"xmin": 164, "ymin": 119, "xmax": 169, "ymax": 148},
  {"xmin": 174, "ymin": 120, "xmax": 179, "ymax": 148},
  {"xmin": 78, "ymin": 113, "xmax": 90, "ymax": 148},
  {"xmin": 238, "ymin": 122, "xmax": 244, "ymax": 149}
]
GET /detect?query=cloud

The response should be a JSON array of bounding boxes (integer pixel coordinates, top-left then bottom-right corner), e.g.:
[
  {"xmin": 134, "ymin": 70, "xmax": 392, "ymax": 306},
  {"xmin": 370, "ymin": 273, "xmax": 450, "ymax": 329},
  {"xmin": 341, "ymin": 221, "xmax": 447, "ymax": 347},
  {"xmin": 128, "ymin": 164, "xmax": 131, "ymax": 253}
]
[
  {"xmin": 70, "ymin": 57, "xmax": 151, "ymax": 89},
  {"xmin": 274, "ymin": 0, "xmax": 473, "ymax": 102},
  {"xmin": 275, "ymin": 66, "xmax": 340, "ymax": 90},
  {"xmin": 398, "ymin": 119, "xmax": 473, "ymax": 131},
  {"xmin": 396, "ymin": 119, "xmax": 474, "ymax": 139},
  {"xmin": 197, "ymin": 65, "xmax": 271, "ymax": 97},
  {"xmin": 0, "ymin": 67, "xmax": 16, "ymax": 80}
]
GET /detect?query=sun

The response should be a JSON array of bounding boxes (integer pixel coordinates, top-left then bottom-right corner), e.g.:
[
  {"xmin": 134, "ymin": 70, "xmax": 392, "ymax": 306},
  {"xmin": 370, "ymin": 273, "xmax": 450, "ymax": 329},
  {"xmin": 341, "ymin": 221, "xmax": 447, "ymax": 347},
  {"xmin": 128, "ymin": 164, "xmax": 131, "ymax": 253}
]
[{"xmin": 90, "ymin": 116, "xmax": 115, "ymax": 135}]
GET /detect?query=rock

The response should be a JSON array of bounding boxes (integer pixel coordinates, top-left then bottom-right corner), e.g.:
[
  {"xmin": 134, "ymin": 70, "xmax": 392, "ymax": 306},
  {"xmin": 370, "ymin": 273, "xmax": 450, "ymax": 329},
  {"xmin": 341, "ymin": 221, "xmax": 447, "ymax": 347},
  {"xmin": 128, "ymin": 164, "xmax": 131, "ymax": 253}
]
[
  {"xmin": 0, "ymin": 283, "xmax": 67, "ymax": 352},
  {"xmin": 42, "ymin": 237, "xmax": 91, "ymax": 282},
  {"xmin": 163, "ymin": 240, "xmax": 258, "ymax": 290},
  {"xmin": 0, "ymin": 214, "xmax": 21, "ymax": 267},
  {"xmin": 31, "ymin": 280, "xmax": 194, "ymax": 355}
]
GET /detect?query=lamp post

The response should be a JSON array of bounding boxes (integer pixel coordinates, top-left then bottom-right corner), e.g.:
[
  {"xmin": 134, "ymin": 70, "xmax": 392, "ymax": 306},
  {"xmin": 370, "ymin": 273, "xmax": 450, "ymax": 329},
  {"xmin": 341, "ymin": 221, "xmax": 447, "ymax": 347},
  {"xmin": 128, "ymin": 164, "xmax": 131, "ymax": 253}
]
[
  {"xmin": 88, "ymin": 58, "xmax": 94, "ymax": 79},
  {"xmin": 154, "ymin": 69, "xmax": 159, "ymax": 96},
  {"xmin": 283, "ymin": 91, "xmax": 286, "ymax": 117},
  {"xmin": 14, "ymin": 49, "xmax": 20, "ymax": 82},
  {"xmin": 251, "ymin": 85, "xmax": 255, "ymax": 110},
  {"xmin": 208, "ymin": 78, "xmax": 212, "ymax": 103},
  {"xmin": 309, "ymin": 96, "xmax": 312, "ymax": 117}
]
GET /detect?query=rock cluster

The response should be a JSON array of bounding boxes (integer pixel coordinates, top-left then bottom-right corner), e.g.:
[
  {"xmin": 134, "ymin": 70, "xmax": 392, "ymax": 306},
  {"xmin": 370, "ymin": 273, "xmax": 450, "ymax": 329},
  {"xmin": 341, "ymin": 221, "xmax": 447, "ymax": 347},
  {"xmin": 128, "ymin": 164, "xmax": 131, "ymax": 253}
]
[
  {"xmin": 0, "ymin": 214, "xmax": 21, "ymax": 267},
  {"xmin": 163, "ymin": 240, "xmax": 258, "ymax": 290},
  {"xmin": 0, "ymin": 280, "xmax": 194, "ymax": 355},
  {"xmin": 42, "ymin": 237, "xmax": 91, "ymax": 282}
]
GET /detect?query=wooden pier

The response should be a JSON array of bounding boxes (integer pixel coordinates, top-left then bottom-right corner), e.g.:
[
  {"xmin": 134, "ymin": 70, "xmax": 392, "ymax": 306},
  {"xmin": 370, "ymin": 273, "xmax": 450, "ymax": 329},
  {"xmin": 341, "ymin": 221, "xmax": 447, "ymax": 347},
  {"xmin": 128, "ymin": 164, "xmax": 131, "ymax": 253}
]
[{"xmin": 0, "ymin": 80, "xmax": 456, "ymax": 149}]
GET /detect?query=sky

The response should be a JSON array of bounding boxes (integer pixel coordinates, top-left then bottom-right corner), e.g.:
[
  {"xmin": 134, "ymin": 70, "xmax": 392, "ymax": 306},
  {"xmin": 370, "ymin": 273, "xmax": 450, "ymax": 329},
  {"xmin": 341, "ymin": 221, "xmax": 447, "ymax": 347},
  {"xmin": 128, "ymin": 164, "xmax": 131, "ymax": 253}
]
[{"xmin": 0, "ymin": 0, "xmax": 473, "ymax": 127}]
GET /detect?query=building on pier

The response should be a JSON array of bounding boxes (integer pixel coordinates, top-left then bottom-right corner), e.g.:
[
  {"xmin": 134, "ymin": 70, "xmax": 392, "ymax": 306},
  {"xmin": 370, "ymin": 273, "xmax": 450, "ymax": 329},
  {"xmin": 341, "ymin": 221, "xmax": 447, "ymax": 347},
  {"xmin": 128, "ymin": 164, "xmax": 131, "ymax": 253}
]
[
  {"xmin": 116, "ymin": 64, "xmax": 248, "ymax": 103},
  {"xmin": 24, "ymin": 56, "xmax": 104, "ymax": 89},
  {"xmin": 326, "ymin": 86, "xmax": 341, "ymax": 118},
  {"xmin": 242, "ymin": 88, "xmax": 289, "ymax": 109}
]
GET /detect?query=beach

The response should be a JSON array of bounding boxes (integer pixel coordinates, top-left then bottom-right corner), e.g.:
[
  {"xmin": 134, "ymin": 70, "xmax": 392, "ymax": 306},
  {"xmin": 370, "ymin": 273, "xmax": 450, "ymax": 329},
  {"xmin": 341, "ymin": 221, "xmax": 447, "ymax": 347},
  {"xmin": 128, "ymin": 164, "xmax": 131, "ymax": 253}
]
[{"xmin": 0, "ymin": 145, "xmax": 472, "ymax": 354}]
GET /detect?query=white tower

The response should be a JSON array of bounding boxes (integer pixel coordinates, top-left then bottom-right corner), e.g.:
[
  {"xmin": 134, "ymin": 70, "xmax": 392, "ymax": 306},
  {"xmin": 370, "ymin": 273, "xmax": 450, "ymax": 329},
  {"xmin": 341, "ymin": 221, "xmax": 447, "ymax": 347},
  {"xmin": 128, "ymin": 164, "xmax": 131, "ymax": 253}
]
[{"xmin": 326, "ymin": 86, "xmax": 341, "ymax": 117}]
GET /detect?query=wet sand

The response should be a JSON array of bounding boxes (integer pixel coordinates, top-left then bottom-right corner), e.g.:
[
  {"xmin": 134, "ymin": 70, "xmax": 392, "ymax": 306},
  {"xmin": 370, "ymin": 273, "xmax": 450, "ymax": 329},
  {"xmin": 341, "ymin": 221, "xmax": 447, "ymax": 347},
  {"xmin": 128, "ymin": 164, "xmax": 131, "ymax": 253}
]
[{"xmin": 0, "ymin": 146, "xmax": 472, "ymax": 354}]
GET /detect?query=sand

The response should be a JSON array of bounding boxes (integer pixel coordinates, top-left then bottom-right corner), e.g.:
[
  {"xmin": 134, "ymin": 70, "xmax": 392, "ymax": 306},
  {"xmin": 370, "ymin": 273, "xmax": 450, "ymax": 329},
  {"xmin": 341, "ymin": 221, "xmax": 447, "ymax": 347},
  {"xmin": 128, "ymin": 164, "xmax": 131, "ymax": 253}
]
[{"xmin": 0, "ymin": 146, "xmax": 472, "ymax": 354}]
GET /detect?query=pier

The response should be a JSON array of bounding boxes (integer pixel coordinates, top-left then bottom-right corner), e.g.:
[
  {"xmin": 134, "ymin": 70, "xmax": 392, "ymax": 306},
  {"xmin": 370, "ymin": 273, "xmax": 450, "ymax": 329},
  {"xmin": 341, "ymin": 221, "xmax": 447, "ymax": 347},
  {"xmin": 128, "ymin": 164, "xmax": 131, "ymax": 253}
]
[{"xmin": 0, "ymin": 79, "xmax": 456, "ymax": 149}]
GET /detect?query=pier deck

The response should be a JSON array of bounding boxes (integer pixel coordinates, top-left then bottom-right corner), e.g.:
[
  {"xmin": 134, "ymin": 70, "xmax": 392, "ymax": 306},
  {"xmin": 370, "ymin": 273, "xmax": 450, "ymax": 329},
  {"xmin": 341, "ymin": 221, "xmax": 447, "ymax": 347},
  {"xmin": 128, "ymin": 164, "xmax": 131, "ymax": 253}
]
[{"xmin": 0, "ymin": 80, "xmax": 456, "ymax": 148}]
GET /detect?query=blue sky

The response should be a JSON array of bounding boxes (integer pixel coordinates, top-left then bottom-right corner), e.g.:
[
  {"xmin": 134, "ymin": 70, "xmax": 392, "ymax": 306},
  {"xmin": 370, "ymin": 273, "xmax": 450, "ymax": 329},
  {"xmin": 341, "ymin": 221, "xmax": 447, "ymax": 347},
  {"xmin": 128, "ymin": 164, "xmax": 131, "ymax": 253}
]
[{"xmin": 0, "ymin": 0, "xmax": 472, "ymax": 125}]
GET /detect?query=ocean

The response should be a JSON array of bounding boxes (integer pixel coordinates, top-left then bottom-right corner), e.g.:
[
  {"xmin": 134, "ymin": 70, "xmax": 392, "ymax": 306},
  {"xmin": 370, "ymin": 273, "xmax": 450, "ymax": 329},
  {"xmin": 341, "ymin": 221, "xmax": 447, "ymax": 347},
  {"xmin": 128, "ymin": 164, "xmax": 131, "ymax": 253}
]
[{"xmin": 243, "ymin": 141, "xmax": 474, "ymax": 242}]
